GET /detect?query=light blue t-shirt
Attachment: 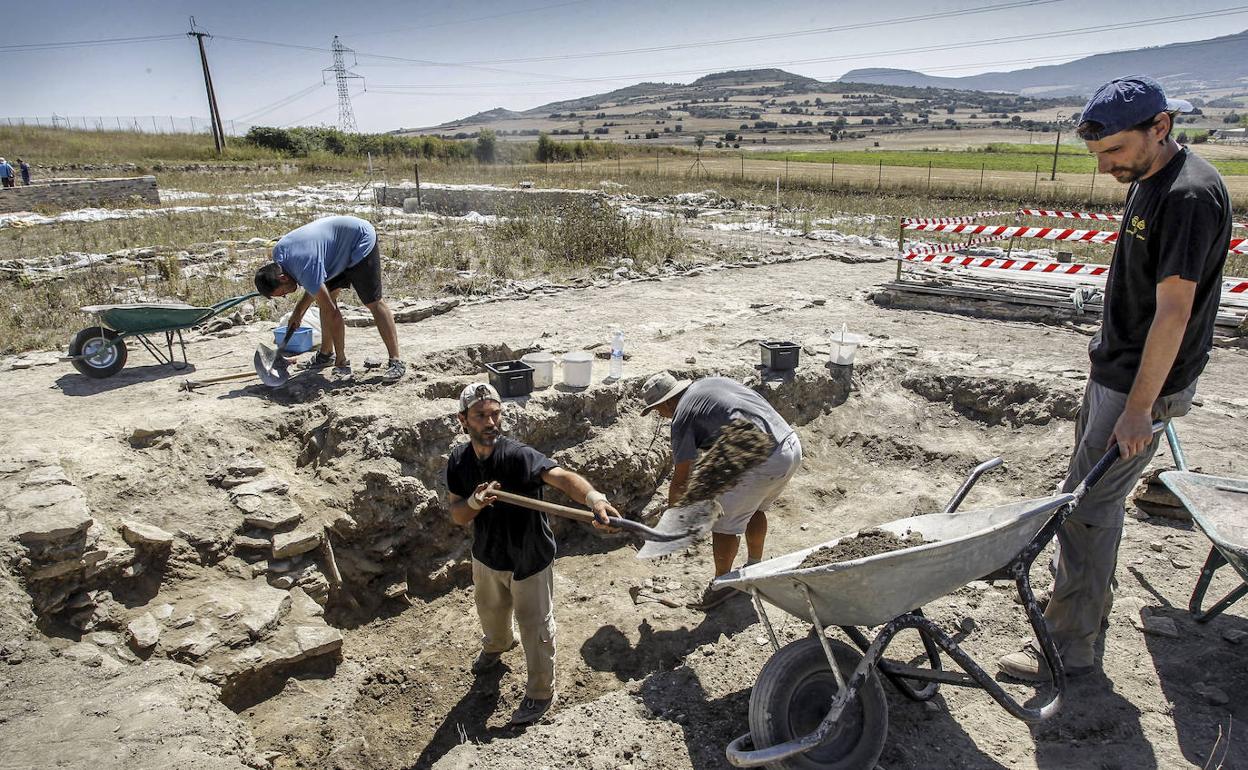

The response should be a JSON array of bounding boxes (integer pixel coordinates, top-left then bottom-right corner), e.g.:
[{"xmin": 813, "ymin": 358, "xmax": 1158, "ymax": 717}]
[
  {"xmin": 272, "ymin": 215, "xmax": 376, "ymax": 295},
  {"xmin": 0, "ymin": 163, "xmax": 12, "ymax": 179}
]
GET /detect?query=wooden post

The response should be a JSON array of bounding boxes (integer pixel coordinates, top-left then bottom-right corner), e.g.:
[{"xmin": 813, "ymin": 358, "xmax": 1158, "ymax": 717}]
[
  {"xmin": 830, "ymin": 157, "xmax": 835, "ymax": 186},
  {"xmin": 740, "ymin": 152, "xmax": 744, "ymax": 179},
  {"xmin": 926, "ymin": 160, "xmax": 932, "ymax": 193},
  {"xmin": 1090, "ymin": 166, "xmax": 1097, "ymax": 196},
  {"xmin": 877, "ymin": 158, "xmax": 883, "ymax": 190},
  {"xmin": 414, "ymin": 163, "xmax": 422, "ymax": 208},
  {"xmin": 1033, "ymin": 165, "xmax": 1039, "ymax": 197},
  {"xmin": 978, "ymin": 163, "xmax": 985, "ymax": 194},
  {"xmin": 896, "ymin": 220, "xmax": 905, "ymax": 280}
]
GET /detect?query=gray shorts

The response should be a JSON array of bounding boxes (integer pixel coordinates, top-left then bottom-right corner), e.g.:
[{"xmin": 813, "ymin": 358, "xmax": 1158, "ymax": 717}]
[{"xmin": 713, "ymin": 432, "xmax": 803, "ymax": 535}]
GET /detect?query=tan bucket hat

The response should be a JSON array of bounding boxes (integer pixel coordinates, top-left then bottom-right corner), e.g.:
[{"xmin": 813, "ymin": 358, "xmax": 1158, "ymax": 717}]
[{"xmin": 640, "ymin": 371, "xmax": 692, "ymax": 415}]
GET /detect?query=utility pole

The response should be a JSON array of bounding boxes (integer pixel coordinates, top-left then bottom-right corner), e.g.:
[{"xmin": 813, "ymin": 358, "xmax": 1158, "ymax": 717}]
[
  {"xmin": 1049, "ymin": 113, "xmax": 1064, "ymax": 182},
  {"xmin": 187, "ymin": 18, "xmax": 225, "ymax": 153},
  {"xmin": 324, "ymin": 36, "xmax": 364, "ymax": 133}
]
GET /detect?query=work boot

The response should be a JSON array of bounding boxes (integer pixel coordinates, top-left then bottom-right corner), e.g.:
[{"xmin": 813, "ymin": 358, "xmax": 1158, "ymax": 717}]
[
  {"xmin": 382, "ymin": 359, "xmax": 406, "ymax": 384},
  {"xmin": 471, "ymin": 650, "xmax": 504, "ymax": 675},
  {"xmin": 299, "ymin": 351, "xmax": 334, "ymax": 371},
  {"xmin": 509, "ymin": 694, "xmax": 556, "ymax": 726},
  {"xmin": 688, "ymin": 582, "xmax": 736, "ymax": 611},
  {"xmin": 998, "ymin": 641, "xmax": 1093, "ymax": 682}
]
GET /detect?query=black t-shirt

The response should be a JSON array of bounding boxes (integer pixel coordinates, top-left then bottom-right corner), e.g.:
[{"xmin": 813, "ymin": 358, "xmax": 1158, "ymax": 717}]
[
  {"xmin": 446, "ymin": 437, "xmax": 557, "ymax": 580},
  {"xmin": 1091, "ymin": 148, "xmax": 1232, "ymax": 396}
]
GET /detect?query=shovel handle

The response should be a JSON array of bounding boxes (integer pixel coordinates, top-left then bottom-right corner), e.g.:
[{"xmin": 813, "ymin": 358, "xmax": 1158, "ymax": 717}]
[
  {"xmin": 489, "ymin": 489, "xmax": 682, "ymax": 542},
  {"xmin": 491, "ymin": 489, "xmax": 599, "ymax": 524}
]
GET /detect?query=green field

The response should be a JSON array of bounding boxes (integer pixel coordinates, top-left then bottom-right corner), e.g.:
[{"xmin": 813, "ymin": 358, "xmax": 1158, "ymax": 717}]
[{"xmin": 766, "ymin": 143, "xmax": 1248, "ymax": 176}]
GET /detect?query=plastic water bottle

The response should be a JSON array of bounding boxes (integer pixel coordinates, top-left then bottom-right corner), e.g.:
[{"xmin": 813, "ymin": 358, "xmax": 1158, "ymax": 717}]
[{"xmin": 610, "ymin": 330, "xmax": 624, "ymax": 379}]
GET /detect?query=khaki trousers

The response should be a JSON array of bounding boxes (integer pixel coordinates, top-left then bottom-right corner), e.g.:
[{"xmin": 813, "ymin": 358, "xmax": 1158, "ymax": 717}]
[
  {"xmin": 472, "ymin": 558, "xmax": 556, "ymax": 700},
  {"xmin": 1043, "ymin": 379, "xmax": 1195, "ymax": 668}
]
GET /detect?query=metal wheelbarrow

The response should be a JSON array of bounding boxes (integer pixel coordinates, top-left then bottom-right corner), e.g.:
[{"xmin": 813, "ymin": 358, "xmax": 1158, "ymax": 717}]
[
  {"xmin": 1160, "ymin": 471, "xmax": 1248, "ymax": 623},
  {"xmin": 715, "ymin": 441, "xmax": 1133, "ymax": 769},
  {"xmin": 67, "ymin": 292, "xmax": 259, "ymax": 378}
]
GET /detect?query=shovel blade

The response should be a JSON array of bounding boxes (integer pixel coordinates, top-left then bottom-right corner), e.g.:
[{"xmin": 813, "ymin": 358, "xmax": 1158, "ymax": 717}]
[
  {"xmin": 636, "ymin": 500, "xmax": 721, "ymax": 559},
  {"xmin": 254, "ymin": 343, "xmax": 290, "ymax": 388}
]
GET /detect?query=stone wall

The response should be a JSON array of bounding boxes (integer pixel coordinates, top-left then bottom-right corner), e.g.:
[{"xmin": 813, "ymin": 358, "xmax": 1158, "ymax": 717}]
[
  {"xmin": 0, "ymin": 176, "xmax": 160, "ymax": 213},
  {"xmin": 374, "ymin": 183, "xmax": 600, "ymax": 216}
]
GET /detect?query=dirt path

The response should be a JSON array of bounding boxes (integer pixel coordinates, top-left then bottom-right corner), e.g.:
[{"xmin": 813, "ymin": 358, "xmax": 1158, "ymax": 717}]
[{"xmin": 3, "ymin": 232, "xmax": 1247, "ymax": 770}]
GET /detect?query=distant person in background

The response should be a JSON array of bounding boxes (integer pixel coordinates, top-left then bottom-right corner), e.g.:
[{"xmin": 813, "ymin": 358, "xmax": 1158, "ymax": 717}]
[
  {"xmin": 0, "ymin": 158, "xmax": 13, "ymax": 188},
  {"xmin": 17, "ymin": 159, "xmax": 30, "ymax": 186}
]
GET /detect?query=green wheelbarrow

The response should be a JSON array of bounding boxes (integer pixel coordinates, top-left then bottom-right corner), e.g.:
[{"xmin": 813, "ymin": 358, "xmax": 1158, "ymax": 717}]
[{"xmin": 67, "ymin": 292, "xmax": 260, "ymax": 379}]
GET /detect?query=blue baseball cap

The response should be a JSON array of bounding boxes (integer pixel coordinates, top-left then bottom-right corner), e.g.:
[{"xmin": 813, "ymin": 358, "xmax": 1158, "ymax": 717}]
[{"xmin": 1078, "ymin": 76, "xmax": 1192, "ymax": 140}]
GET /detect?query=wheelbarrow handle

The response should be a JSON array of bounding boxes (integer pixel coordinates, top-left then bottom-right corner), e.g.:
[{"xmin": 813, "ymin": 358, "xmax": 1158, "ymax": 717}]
[
  {"xmin": 1071, "ymin": 421, "xmax": 1166, "ymax": 502},
  {"xmin": 489, "ymin": 489, "xmax": 684, "ymax": 542}
]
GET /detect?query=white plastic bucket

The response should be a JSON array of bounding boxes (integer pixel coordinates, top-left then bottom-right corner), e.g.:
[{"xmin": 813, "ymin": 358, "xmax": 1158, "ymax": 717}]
[
  {"xmin": 521, "ymin": 352, "xmax": 555, "ymax": 389},
  {"xmin": 829, "ymin": 333, "xmax": 864, "ymax": 366},
  {"xmin": 561, "ymin": 351, "xmax": 593, "ymax": 388}
]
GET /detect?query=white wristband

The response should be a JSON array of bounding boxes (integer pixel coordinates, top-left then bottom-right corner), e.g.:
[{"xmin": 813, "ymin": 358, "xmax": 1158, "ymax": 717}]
[
  {"xmin": 467, "ymin": 493, "xmax": 485, "ymax": 511},
  {"xmin": 585, "ymin": 490, "xmax": 608, "ymax": 506}
]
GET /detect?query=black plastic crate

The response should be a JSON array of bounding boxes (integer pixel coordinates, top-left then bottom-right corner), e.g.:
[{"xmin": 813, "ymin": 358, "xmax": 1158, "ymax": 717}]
[
  {"xmin": 485, "ymin": 360, "xmax": 535, "ymax": 398},
  {"xmin": 759, "ymin": 340, "xmax": 800, "ymax": 370}
]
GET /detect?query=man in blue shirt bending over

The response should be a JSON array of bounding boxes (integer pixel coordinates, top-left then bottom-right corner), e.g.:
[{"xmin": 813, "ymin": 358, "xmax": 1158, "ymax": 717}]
[{"xmin": 254, "ymin": 215, "xmax": 404, "ymax": 383}]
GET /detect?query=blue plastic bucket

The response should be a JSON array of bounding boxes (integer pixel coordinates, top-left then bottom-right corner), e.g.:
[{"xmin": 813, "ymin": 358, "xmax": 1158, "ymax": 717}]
[{"xmin": 273, "ymin": 326, "xmax": 314, "ymax": 354}]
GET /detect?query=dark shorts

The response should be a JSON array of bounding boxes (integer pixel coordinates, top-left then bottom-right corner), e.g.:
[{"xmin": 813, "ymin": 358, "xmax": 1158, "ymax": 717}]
[
  {"xmin": 1, "ymin": 178, "xmax": 13, "ymax": 188},
  {"xmin": 325, "ymin": 242, "xmax": 383, "ymax": 305}
]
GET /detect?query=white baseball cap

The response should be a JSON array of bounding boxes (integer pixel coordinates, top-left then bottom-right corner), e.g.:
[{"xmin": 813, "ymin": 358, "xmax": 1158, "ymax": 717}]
[{"xmin": 459, "ymin": 382, "xmax": 501, "ymax": 412}]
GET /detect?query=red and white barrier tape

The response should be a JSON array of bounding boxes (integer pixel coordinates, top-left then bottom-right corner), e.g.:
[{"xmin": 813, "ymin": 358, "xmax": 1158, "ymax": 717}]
[
  {"xmin": 901, "ymin": 216, "xmax": 978, "ymax": 225},
  {"xmin": 902, "ymin": 234, "xmax": 1012, "ymax": 258},
  {"xmin": 1231, "ymin": 237, "xmax": 1246, "ymax": 254},
  {"xmin": 1019, "ymin": 208, "xmax": 1122, "ymax": 222},
  {"xmin": 973, "ymin": 210, "xmax": 1015, "ymax": 218},
  {"xmin": 901, "ymin": 222, "xmax": 1119, "ymax": 243},
  {"xmin": 895, "ymin": 251, "xmax": 1248, "ymax": 294}
]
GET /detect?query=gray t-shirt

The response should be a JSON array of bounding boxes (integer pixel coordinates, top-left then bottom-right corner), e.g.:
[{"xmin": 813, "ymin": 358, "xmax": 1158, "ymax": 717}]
[{"xmin": 670, "ymin": 377, "xmax": 794, "ymax": 463}]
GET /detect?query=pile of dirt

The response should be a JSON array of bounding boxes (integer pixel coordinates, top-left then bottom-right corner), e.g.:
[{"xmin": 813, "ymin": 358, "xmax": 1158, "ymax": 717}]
[
  {"xmin": 680, "ymin": 418, "xmax": 774, "ymax": 504},
  {"xmin": 798, "ymin": 528, "xmax": 928, "ymax": 568}
]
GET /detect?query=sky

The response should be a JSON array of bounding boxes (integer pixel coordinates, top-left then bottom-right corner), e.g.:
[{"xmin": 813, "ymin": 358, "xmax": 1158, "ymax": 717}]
[{"xmin": 3, "ymin": 0, "xmax": 1247, "ymax": 133}]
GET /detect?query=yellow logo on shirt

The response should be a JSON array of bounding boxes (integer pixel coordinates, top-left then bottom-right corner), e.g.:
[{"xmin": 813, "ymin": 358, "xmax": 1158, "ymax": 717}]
[{"xmin": 1125, "ymin": 215, "xmax": 1147, "ymax": 242}]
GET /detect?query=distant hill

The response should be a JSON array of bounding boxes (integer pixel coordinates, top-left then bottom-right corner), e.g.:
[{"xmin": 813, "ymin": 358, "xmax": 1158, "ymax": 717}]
[
  {"xmin": 840, "ymin": 30, "xmax": 1248, "ymax": 97},
  {"xmin": 422, "ymin": 67, "xmax": 1067, "ymax": 133}
]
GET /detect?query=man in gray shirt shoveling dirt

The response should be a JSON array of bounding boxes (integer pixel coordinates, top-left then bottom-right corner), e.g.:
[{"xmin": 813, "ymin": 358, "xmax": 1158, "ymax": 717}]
[
  {"xmin": 999, "ymin": 76, "xmax": 1232, "ymax": 682},
  {"xmin": 641, "ymin": 372, "xmax": 803, "ymax": 611},
  {"xmin": 253, "ymin": 215, "xmax": 404, "ymax": 383}
]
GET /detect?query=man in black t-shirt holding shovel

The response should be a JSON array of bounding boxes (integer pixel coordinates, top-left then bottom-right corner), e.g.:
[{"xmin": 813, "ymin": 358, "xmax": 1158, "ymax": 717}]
[
  {"xmin": 446, "ymin": 383, "xmax": 619, "ymax": 726},
  {"xmin": 1000, "ymin": 76, "xmax": 1232, "ymax": 682}
]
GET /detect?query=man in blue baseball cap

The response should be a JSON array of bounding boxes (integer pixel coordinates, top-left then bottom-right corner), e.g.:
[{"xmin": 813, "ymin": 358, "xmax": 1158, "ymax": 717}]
[{"xmin": 1000, "ymin": 76, "xmax": 1232, "ymax": 682}]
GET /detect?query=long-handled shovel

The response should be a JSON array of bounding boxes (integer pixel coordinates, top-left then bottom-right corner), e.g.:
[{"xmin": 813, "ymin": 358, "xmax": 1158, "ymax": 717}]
[{"xmin": 490, "ymin": 489, "xmax": 718, "ymax": 545}]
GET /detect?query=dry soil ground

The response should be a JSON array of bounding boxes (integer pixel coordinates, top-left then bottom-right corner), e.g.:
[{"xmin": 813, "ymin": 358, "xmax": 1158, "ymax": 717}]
[{"xmin": 1, "ymin": 191, "xmax": 1246, "ymax": 770}]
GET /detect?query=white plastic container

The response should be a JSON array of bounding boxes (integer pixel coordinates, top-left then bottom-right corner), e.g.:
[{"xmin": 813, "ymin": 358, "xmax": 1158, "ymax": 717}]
[
  {"xmin": 561, "ymin": 351, "xmax": 593, "ymax": 388},
  {"xmin": 521, "ymin": 352, "xmax": 555, "ymax": 389},
  {"xmin": 829, "ymin": 328, "xmax": 864, "ymax": 366}
]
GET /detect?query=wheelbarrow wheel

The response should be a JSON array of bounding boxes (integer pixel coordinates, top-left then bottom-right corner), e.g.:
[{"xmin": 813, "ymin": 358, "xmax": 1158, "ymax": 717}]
[
  {"xmin": 69, "ymin": 327, "xmax": 127, "ymax": 379},
  {"xmin": 748, "ymin": 635, "xmax": 888, "ymax": 770}
]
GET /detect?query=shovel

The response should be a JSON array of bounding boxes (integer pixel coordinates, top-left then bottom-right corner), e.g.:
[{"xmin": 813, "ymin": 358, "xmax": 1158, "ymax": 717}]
[
  {"xmin": 489, "ymin": 489, "xmax": 717, "ymax": 545},
  {"xmin": 254, "ymin": 341, "xmax": 291, "ymax": 388},
  {"xmin": 635, "ymin": 498, "xmax": 723, "ymax": 558}
]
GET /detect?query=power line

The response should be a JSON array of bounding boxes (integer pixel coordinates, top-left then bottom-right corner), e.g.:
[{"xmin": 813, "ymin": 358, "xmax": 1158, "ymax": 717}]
[
  {"xmin": 350, "ymin": 0, "xmax": 596, "ymax": 40},
  {"xmin": 338, "ymin": 6, "xmax": 1248, "ymax": 90},
  {"xmin": 231, "ymin": 82, "xmax": 326, "ymax": 123},
  {"xmin": 443, "ymin": 0, "xmax": 1062, "ymax": 66},
  {"xmin": 0, "ymin": 34, "xmax": 182, "ymax": 52}
]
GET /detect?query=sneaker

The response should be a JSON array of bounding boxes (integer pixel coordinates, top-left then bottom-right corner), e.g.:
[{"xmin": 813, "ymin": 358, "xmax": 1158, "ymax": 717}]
[
  {"xmin": 299, "ymin": 351, "xmax": 334, "ymax": 371},
  {"xmin": 331, "ymin": 361, "xmax": 353, "ymax": 380},
  {"xmin": 509, "ymin": 694, "xmax": 556, "ymax": 726},
  {"xmin": 998, "ymin": 642, "xmax": 1093, "ymax": 682},
  {"xmin": 688, "ymin": 582, "xmax": 737, "ymax": 611},
  {"xmin": 382, "ymin": 359, "xmax": 406, "ymax": 384}
]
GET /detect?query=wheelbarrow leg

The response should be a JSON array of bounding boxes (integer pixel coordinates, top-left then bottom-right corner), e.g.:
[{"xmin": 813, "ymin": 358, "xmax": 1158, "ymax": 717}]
[
  {"xmin": 843, "ymin": 611, "xmax": 943, "ymax": 702},
  {"xmin": 1189, "ymin": 546, "xmax": 1248, "ymax": 623}
]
